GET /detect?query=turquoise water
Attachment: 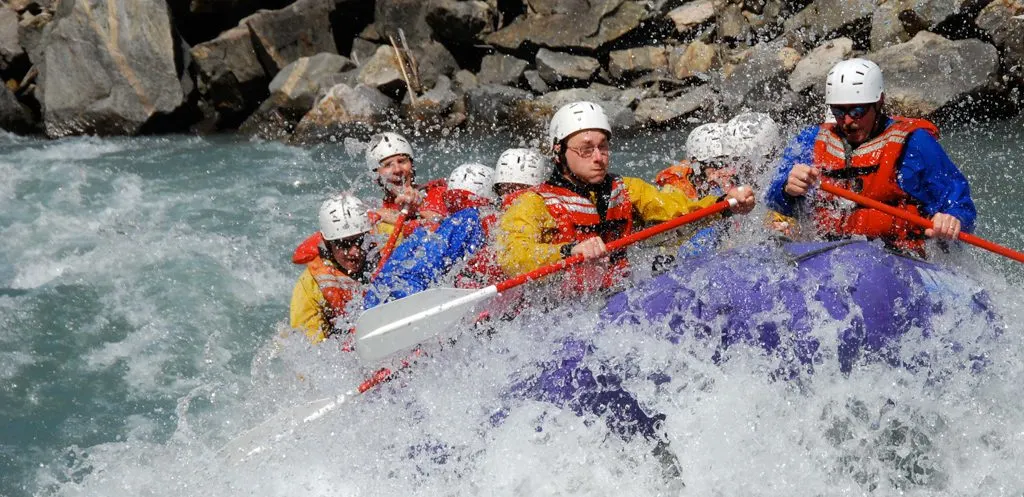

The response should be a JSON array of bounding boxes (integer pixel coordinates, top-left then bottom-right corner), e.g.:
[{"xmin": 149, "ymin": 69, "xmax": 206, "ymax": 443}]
[{"xmin": 1, "ymin": 118, "xmax": 1023, "ymax": 497}]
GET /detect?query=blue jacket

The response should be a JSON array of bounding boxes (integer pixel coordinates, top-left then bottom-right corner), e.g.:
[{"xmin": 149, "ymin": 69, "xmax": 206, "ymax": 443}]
[
  {"xmin": 765, "ymin": 120, "xmax": 976, "ymax": 233},
  {"xmin": 365, "ymin": 208, "xmax": 488, "ymax": 308}
]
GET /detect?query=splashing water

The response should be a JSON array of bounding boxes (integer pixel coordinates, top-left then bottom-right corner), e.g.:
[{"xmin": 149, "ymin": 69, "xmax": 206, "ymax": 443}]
[{"xmin": 0, "ymin": 118, "xmax": 1022, "ymax": 497}]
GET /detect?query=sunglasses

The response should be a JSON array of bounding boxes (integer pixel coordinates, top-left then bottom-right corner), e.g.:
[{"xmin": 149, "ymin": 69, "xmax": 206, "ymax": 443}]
[
  {"xmin": 830, "ymin": 105, "xmax": 870, "ymax": 120},
  {"xmin": 329, "ymin": 235, "xmax": 366, "ymax": 251}
]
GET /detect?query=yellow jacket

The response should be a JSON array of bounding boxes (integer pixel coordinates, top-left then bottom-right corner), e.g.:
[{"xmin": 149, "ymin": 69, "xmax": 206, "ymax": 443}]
[
  {"xmin": 496, "ymin": 176, "xmax": 720, "ymax": 275},
  {"xmin": 289, "ymin": 267, "xmax": 334, "ymax": 344}
]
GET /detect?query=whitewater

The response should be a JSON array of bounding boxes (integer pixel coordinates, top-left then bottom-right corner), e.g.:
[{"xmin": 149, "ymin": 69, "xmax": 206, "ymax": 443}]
[{"xmin": 1, "ymin": 119, "xmax": 1023, "ymax": 497}]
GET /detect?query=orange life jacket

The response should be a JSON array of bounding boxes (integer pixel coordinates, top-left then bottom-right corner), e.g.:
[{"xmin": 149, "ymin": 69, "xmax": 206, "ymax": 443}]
[
  {"xmin": 306, "ymin": 253, "xmax": 362, "ymax": 345},
  {"xmin": 535, "ymin": 175, "xmax": 634, "ymax": 291},
  {"xmin": 654, "ymin": 163, "xmax": 699, "ymax": 200},
  {"xmin": 813, "ymin": 117, "xmax": 938, "ymax": 256}
]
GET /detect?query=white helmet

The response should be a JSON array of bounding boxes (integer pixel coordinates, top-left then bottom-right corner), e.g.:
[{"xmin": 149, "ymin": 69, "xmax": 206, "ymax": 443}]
[
  {"xmin": 365, "ymin": 132, "xmax": 414, "ymax": 172},
  {"xmin": 494, "ymin": 148, "xmax": 551, "ymax": 186},
  {"xmin": 725, "ymin": 112, "xmax": 781, "ymax": 158},
  {"xmin": 319, "ymin": 193, "xmax": 372, "ymax": 241},
  {"xmin": 447, "ymin": 163, "xmax": 496, "ymax": 200},
  {"xmin": 685, "ymin": 123, "xmax": 728, "ymax": 163},
  {"xmin": 548, "ymin": 101, "xmax": 612, "ymax": 149},
  {"xmin": 825, "ymin": 58, "xmax": 884, "ymax": 105}
]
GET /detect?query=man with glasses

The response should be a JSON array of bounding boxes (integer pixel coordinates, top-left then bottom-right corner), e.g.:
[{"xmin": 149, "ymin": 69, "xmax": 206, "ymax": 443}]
[
  {"xmin": 765, "ymin": 58, "xmax": 976, "ymax": 256},
  {"xmin": 497, "ymin": 101, "xmax": 756, "ymax": 293},
  {"xmin": 290, "ymin": 193, "xmax": 374, "ymax": 344}
]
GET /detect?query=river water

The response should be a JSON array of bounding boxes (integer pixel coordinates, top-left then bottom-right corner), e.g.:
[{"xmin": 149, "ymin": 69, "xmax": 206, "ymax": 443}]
[{"xmin": 1, "ymin": 117, "xmax": 1023, "ymax": 497}]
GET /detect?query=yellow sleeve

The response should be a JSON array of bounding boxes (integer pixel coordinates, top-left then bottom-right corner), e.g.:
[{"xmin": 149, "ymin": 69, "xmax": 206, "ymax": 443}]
[
  {"xmin": 496, "ymin": 192, "xmax": 568, "ymax": 275},
  {"xmin": 624, "ymin": 177, "xmax": 720, "ymax": 222},
  {"xmin": 289, "ymin": 268, "xmax": 329, "ymax": 344}
]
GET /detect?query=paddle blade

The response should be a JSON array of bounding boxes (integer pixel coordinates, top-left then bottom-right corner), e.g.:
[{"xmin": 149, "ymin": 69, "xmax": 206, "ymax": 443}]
[{"xmin": 356, "ymin": 286, "xmax": 498, "ymax": 362}]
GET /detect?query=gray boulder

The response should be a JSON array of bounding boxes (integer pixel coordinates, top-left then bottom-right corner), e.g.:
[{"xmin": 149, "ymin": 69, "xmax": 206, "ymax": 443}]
[
  {"xmin": 350, "ymin": 38, "xmax": 380, "ymax": 66},
  {"xmin": 191, "ymin": 24, "xmax": 267, "ymax": 119},
  {"xmin": 426, "ymin": 0, "xmax": 497, "ymax": 44},
  {"xmin": 18, "ymin": 9, "xmax": 52, "ymax": 68},
  {"xmin": 486, "ymin": 0, "xmax": 647, "ymax": 50},
  {"xmin": 357, "ymin": 41, "xmax": 458, "ymax": 97},
  {"xmin": 720, "ymin": 40, "xmax": 801, "ymax": 110},
  {"xmin": 0, "ymin": 84, "xmax": 35, "ymax": 133},
  {"xmin": 453, "ymin": 69, "xmax": 479, "ymax": 91},
  {"xmin": 608, "ymin": 46, "xmax": 668, "ymax": 80},
  {"xmin": 788, "ymin": 37, "xmax": 853, "ymax": 93},
  {"xmin": 668, "ymin": 40, "xmax": 718, "ymax": 80},
  {"xmin": 784, "ymin": 0, "xmax": 875, "ymax": 45},
  {"xmin": 478, "ymin": 53, "xmax": 530, "ymax": 86},
  {"xmin": 867, "ymin": 31, "xmax": 999, "ymax": 116},
  {"xmin": 268, "ymin": 53, "xmax": 355, "ymax": 112},
  {"xmin": 870, "ymin": 0, "xmax": 956, "ymax": 51},
  {"xmin": 465, "ymin": 84, "xmax": 533, "ymax": 126},
  {"xmin": 404, "ymin": 74, "xmax": 461, "ymax": 125},
  {"xmin": 633, "ymin": 85, "xmax": 715, "ymax": 127},
  {"xmin": 524, "ymin": 69, "xmax": 550, "ymax": 94},
  {"xmin": 373, "ymin": 0, "xmax": 433, "ymax": 45},
  {"xmin": 40, "ymin": 0, "xmax": 185, "ymax": 137},
  {"xmin": 0, "ymin": 6, "xmax": 24, "ymax": 71},
  {"xmin": 666, "ymin": 0, "xmax": 715, "ymax": 33},
  {"xmin": 246, "ymin": 0, "xmax": 337, "ymax": 74},
  {"xmin": 291, "ymin": 83, "xmax": 396, "ymax": 143},
  {"xmin": 976, "ymin": 0, "xmax": 1024, "ymax": 83},
  {"xmin": 536, "ymin": 48, "xmax": 600, "ymax": 86}
]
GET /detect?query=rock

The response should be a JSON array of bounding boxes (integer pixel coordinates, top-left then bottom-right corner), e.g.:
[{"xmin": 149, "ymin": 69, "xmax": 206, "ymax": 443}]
[
  {"xmin": 426, "ymin": 0, "xmax": 497, "ymax": 44},
  {"xmin": 191, "ymin": 24, "xmax": 267, "ymax": 119},
  {"xmin": 245, "ymin": 0, "xmax": 337, "ymax": 74},
  {"xmin": 486, "ymin": 0, "xmax": 646, "ymax": 50},
  {"xmin": 374, "ymin": 0, "xmax": 433, "ymax": 45},
  {"xmin": 870, "ymin": 0, "xmax": 956, "ymax": 51},
  {"xmin": 350, "ymin": 38, "xmax": 380, "ymax": 66},
  {"xmin": 718, "ymin": 3, "xmax": 750, "ymax": 41},
  {"xmin": 291, "ymin": 83, "xmax": 396, "ymax": 143},
  {"xmin": 528, "ymin": 0, "xmax": 590, "ymax": 15},
  {"xmin": 536, "ymin": 48, "xmax": 600, "ymax": 86},
  {"xmin": 268, "ymin": 53, "xmax": 355, "ymax": 112},
  {"xmin": 465, "ymin": 84, "xmax": 533, "ymax": 126},
  {"xmin": 0, "ymin": 6, "xmax": 24, "ymax": 71},
  {"xmin": 666, "ymin": 0, "xmax": 715, "ymax": 33},
  {"xmin": 0, "ymin": 84, "xmax": 35, "ymax": 133},
  {"xmin": 977, "ymin": 0, "xmax": 1024, "ymax": 83},
  {"xmin": 357, "ymin": 41, "xmax": 458, "ymax": 98},
  {"xmin": 608, "ymin": 46, "xmax": 668, "ymax": 80},
  {"xmin": 668, "ymin": 40, "xmax": 719, "ymax": 80},
  {"xmin": 478, "ymin": 53, "xmax": 529, "ymax": 86},
  {"xmin": 524, "ymin": 69, "xmax": 550, "ymax": 93},
  {"xmin": 453, "ymin": 69, "xmax": 479, "ymax": 91},
  {"xmin": 788, "ymin": 37, "xmax": 853, "ymax": 93},
  {"xmin": 867, "ymin": 31, "xmax": 999, "ymax": 116},
  {"xmin": 719, "ymin": 40, "xmax": 793, "ymax": 110},
  {"xmin": 633, "ymin": 85, "xmax": 715, "ymax": 127},
  {"xmin": 414, "ymin": 40, "xmax": 459, "ymax": 89},
  {"xmin": 784, "ymin": 0, "xmax": 875, "ymax": 44},
  {"xmin": 17, "ymin": 9, "xmax": 51, "ymax": 67},
  {"xmin": 238, "ymin": 96, "xmax": 301, "ymax": 140},
  {"xmin": 40, "ymin": 0, "xmax": 185, "ymax": 137},
  {"xmin": 317, "ymin": 69, "xmax": 359, "ymax": 95},
  {"xmin": 522, "ymin": 86, "xmax": 636, "ymax": 131},
  {"xmin": 405, "ymin": 74, "xmax": 460, "ymax": 123},
  {"xmin": 357, "ymin": 44, "xmax": 410, "ymax": 97}
]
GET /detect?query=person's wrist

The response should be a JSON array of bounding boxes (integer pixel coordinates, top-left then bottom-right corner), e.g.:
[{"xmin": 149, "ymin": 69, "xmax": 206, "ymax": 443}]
[{"xmin": 560, "ymin": 242, "xmax": 577, "ymax": 258}]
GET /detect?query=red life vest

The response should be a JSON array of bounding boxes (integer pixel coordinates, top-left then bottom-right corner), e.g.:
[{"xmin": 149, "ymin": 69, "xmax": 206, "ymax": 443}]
[
  {"xmin": 812, "ymin": 117, "xmax": 938, "ymax": 256},
  {"xmin": 535, "ymin": 175, "xmax": 634, "ymax": 291}
]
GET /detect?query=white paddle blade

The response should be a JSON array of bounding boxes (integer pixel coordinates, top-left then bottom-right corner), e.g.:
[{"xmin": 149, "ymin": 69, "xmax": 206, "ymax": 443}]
[
  {"xmin": 218, "ymin": 392, "xmax": 353, "ymax": 464},
  {"xmin": 356, "ymin": 286, "xmax": 498, "ymax": 362}
]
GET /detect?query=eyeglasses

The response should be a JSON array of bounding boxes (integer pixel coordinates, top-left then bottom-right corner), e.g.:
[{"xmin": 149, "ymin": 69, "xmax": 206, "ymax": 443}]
[
  {"xmin": 566, "ymin": 143, "xmax": 610, "ymax": 159},
  {"xmin": 830, "ymin": 105, "xmax": 870, "ymax": 120}
]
